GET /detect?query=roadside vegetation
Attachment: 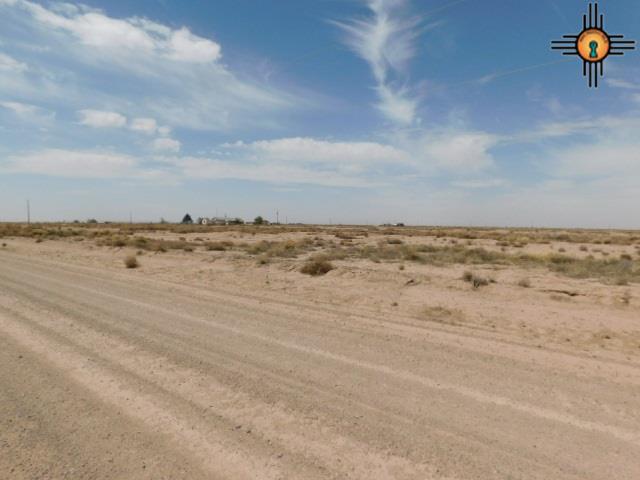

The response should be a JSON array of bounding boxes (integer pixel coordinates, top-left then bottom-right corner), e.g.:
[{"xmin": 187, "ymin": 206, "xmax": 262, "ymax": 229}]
[
  {"xmin": 1, "ymin": 223, "xmax": 639, "ymax": 284},
  {"xmin": 124, "ymin": 255, "xmax": 139, "ymax": 269}
]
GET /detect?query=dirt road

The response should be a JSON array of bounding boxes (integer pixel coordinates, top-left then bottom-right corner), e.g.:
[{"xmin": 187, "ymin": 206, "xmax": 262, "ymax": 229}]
[{"xmin": 1, "ymin": 249, "xmax": 639, "ymax": 479}]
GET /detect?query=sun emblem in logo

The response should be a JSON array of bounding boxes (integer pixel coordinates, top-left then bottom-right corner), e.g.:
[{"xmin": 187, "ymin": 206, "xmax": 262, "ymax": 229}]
[{"xmin": 551, "ymin": 2, "xmax": 635, "ymax": 88}]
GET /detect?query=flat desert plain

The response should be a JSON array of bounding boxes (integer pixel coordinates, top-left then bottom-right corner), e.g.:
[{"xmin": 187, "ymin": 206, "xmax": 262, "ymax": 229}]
[{"xmin": 0, "ymin": 223, "xmax": 639, "ymax": 479}]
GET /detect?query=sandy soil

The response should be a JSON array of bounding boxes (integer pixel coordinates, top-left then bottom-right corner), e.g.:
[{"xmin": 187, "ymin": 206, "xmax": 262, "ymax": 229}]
[{"xmin": 1, "ymin": 231, "xmax": 639, "ymax": 479}]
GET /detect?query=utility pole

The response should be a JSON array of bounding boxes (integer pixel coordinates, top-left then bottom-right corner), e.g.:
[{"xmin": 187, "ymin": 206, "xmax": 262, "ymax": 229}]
[
  {"xmin": 276, "ymin": 210, "xmax": 279, "ymax": 224},
  {"xmin": 26, "ymin": 199, "xmax": 30, "ymax": 225}
]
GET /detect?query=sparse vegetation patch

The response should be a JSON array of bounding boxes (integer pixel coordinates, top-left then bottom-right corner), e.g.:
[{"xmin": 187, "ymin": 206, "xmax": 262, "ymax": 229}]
[{"xmin": 300, "ymin": 257, "xmax": 334, "ymax": 276}]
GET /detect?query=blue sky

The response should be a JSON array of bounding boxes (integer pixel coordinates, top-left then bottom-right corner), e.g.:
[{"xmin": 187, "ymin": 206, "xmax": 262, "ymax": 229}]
[{"xmin": 1, "ymin": 0, "xmax": 639, "ymax": 226}]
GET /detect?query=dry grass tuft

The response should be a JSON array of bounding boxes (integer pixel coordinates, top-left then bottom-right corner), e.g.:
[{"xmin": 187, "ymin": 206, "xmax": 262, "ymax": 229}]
[
  {"xmin": 517, "ymin": 278, "xmax": 531, "ymax": 288},
  {"xmin": 421, "ymin": 306, "xmax": 465, "ymax": 325},
  {"xmin": 124, "ymin": 255, "xmax": 139, "ymax": 269},
  {"xmin": 462, "ymin": 271, "xmax": 490, "ymax": 289},
  {"xmin": 206, "ymin": 241, "xmax": 234, "ymax": 251},
  {"xmin": 300, "ymin": 257, "xmax": 334, "ymax": 276},
  {"xmin": 621, "ymin": 291, "xmax": 632, "ymax": 305}
]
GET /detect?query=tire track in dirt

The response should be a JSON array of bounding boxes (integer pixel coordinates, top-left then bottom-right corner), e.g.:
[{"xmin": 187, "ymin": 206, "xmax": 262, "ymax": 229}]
[
  {"xmin": 5, "ymin": 251, "xmax": 640, "ymax": 382},
  {"xmin": 1, "ymin": 263, "xmax": 638, "ymax": 447},
  {"xmin": 2, "ymin": 251, "xmax": 640, "ymax": 479},
  {"xmin": 0, "ymin": 272, "xmax": 585, "ymax": 479},
  {"xmin": 0, "ymin": 297, "xmax": 443, "ymax": 480}
]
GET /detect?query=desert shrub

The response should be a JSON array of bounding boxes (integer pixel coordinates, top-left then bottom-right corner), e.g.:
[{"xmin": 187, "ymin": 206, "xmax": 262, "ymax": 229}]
[
  {"xmin": 472, "ymin": 276, "xmax": 490, "ymax": 289},
  {"xmin": 153, "ymin": 243, "xmax": 167, "ymax": 253},
  {"xmin": 245, "ymin": 239, "xmax": 312, "ymax": 258},
  {"xmin": 422, "ymin": 306, "xmax": 464, "ymax": 325},
  {"xmin": 517, "ymin": 278, "xmax": 531, "ymax": 288},
  {"xmin": 300, "ymin": 257, "xmax": 334, "ymax": 276},
  {"xmin": 322, "ymin": 248, "xmax": 349, "ymax": 261},
  {"xmin": 124, "ymin": 255, "xmax": 139, "ymax": 269},
  {"xmin": 547, "ymin": 255, "xmax": 638, "ymax": 284},
  {"xmin": 206, "ymin": 241, "xmax": 233, "ymax": 251},
  {"xmin": 132, "ymin": 237, "xmax": 149, "ymax": 248},
  {"xmin": 111, "ymin": 237, "xmax": 128, "ymax": 247},
  {"xmin": 246, "ymin": 241, "xmax": 272, "ymax": 255},
  {"xmin": 462, "ymin": 271, "xmax": 489, "ymax": 289}
]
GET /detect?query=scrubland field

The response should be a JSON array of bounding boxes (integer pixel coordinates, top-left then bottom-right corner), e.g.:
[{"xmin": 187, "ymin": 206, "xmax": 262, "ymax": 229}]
[{"xmin": 1, "ymin": 222, "xmax": 639, "ymax": 479}]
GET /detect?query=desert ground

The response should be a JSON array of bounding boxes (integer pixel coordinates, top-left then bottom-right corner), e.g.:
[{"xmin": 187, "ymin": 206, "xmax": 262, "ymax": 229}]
[{"xmin": 0, "ymin": 223, "xmax": 639, "ymax": 479}]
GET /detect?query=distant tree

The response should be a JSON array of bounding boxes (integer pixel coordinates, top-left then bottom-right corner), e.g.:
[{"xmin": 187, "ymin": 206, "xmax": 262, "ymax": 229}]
[
  {"xmin": 182, "ymin": 213, "xmax": 193, "ymax": 224},
  {"xmin": 254, "ymin": 216, "xmax": 264, "ymax": 225},
  {"xmin": 159, "ymin": 217, "xmax": 168, "ymax": 224},
  {"xmin": 86, "ymin": 218, "xmax": 98, "ymax": 224},
  {"xmin": 229, "ymin": 218, "xmax": 245, "ymax": 225}
]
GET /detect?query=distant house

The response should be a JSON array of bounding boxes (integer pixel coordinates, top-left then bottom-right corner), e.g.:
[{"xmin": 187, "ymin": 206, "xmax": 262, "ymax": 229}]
[
  {"xmin": 198, "ymin": 217, "xmax": 226, "ymax": 225},
  {"xmin": 197, "ymin": 217, "xmax": 244, "ymax": 225}
]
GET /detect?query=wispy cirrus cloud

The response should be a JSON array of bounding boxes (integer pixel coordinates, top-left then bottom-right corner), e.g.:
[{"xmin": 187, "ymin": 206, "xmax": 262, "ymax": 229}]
[
  {"xmin": 0, "ymin": 51, "xmax": 27, "ymax": 72},
  {"xmin": 1, "ymin": 100, "xmax": 55, "ymax": 124},
  {"xmin": 333, "ymin": 0, "xmax": 422, "ymax": 126}
]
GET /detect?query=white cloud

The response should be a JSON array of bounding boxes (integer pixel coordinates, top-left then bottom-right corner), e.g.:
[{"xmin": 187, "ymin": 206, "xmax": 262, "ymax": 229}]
[
  {"xmin": 163, "ymin": 132, "xmax": 499, "ymax": 187},
  {"xmin": 233, "ymin": 137, "xmax": 408, "ymax": 166},
  {"xmin": 1, "ymin": 100, "xmax": 37, "ymax": 115},
  {"xmin": 606, "ymin": 78, "xmax": 640, "ymax": 90},
  {"xmin": 419, "ymin": 132, "xmax": 498, "ymax": 172},
  {"xmin": 1, "ymin": 132, "xmax": 458, "ymax": 187},
  {"xmin": 334, "ymin": 0, "xmax": 421, "ymax": 125},
  {"xmin": 451, "ymin": 178, "xmax": 507, "ymax": 189},
  {"xmin": 0, "ymin": 52, "xmax": 27, "ymax": 72},
  {"xmin": 157, "ymin": 125, "xmax": 172, "ymax": 137},
  {"xmin": 1, "ymin": 100, "xmax": 55, "ymax": 123},
  {"xmin": 166, "ymin": 27, "xmax": 221, "ymax": 63},
  {"xmin": 15, "ymin": 2, "xmax": 221, "ymax": 63},
  {"xmin": 550, "ymin": 142, "xmax": 640, "ymax": 178},
  {"xmin": 5, "ymin": 149, "xmax": 138, "ymax": 178},
  {"xmin": 0, "ymin": 0, "xmax": 294, "ymax": 132},
  {"xmin": 171, "ymin": 156, "xmax": 377, "ymax": 188},
  {"xmin": 152, "ymin": 137, "xmax": 181, "ymax": 153},
  {"xmin": 78, "ymin": 109, "xmax": 127, "ymax": 128},
  {"xmin": 387, "ymin": 129, "xmax": 498, "ymax": 173},
  {"xmin": 130, "ymin": 117, "xmax": 157, "ymax": 134},
  {"xmin": 163, "ymin": 137, "xmax": 413, "ymax": 187}
]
